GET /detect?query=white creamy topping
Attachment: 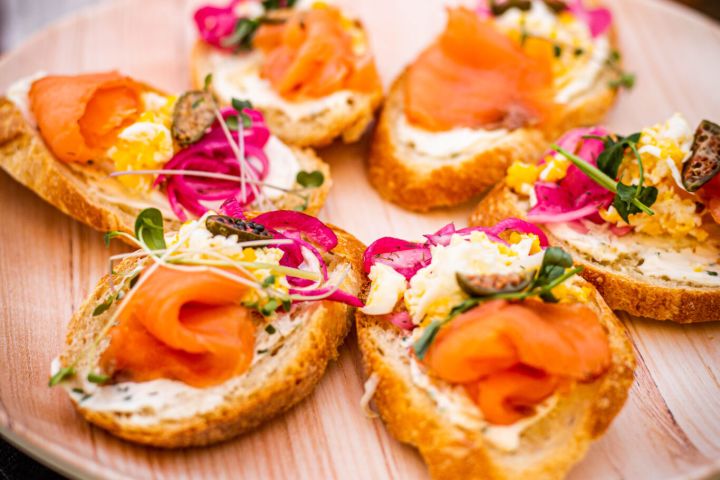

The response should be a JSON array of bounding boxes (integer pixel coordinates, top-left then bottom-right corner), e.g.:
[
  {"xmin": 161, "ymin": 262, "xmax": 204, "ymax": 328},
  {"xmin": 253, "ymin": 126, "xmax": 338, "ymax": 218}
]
[
  {"xmin": 404, "ymin": 232, "xmax": 543, "ymax": 324},
  {"xmin": 548, "ymin": 222, "xmax": 720, "ymax": 287},
  {"xmin": 261, "ymin": 136, "xmax": 301, "ymax": 199},
  {"xmin": 494, "ymin": 1, "xmax": 611, "ymax": 105},
  {"xmin": 6, "ymin": 71, "xmax": 46, "ymax": 125},
  {"xmin": 209, "ymin": 50, "xmax": 354, "ymax": 121},
  {"xmin": 554, "ymin": 36, "xmax": 610, "ymax": 104},
  {"xmin": 408, "ymin": 359, "xmax": 556, "ymax": 452},
  {"xmin": 398, "ymin": 1, "xmax": 610, "ymax": 158},
  {"xmin": 395, "ymin": 114, "xmax": 508, "ymax": 158},
  {"xmin": 54, "ymin": 310, "xmax": 306, "ymax": 424}
]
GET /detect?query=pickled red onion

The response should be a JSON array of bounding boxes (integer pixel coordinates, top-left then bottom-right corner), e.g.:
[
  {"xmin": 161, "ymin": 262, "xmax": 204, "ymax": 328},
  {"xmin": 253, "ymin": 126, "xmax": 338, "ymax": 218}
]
[
  {"xmin": 194, "ymin": 0, "xmax": 244, "ymax": 51},
  {"xmin": 156, "ymin": 107, "xmax": 271, "ymax": 221}
]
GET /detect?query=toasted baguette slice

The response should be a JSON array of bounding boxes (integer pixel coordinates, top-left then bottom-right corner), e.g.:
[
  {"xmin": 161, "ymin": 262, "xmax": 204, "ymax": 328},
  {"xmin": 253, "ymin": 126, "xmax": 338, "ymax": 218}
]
[
  {"xmin": 0, "ymin": 97, "xmax": 330, "ymax": 238},
  {"xmin": 356, "ymin": 284, "xmax": 635, "ymax": 480},
  {"xmin": 368, "ymin": 62, "xmax": 617, "ymax": 212},
  {"xmin": 470, "ymin": 184, "xmax": 720, "ymax": 323},
  {"xmin": 55, "ymin": 225, "xmax": 365, "ymax": 448},
  {"xmin": 190, "ymin": 40, "xmax": 384, "ymax": 148}
]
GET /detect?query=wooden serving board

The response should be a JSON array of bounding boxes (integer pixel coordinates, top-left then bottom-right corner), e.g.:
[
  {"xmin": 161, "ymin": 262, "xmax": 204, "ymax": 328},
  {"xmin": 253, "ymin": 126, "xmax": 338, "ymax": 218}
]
[{"xmin": 0, "ymin": 0, "xmax": 719, "ymax": 478}]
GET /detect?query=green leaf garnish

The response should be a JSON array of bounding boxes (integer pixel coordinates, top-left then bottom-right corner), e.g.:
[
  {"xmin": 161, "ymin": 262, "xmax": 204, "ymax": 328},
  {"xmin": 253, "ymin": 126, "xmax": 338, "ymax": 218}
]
[
  {"xmin": 262, "ymin": 0, "xmax": 297, "ymax": 9},
  {"xmin": 552, "ymin": 144, "xmax": 656, "ymax": 220},
  {"xmin": 614, "ymin": 183, "xmax": 658, "ymax": 223},
  {"xmin": 226, "ymin": 115, "xmax": 239, "ymax": 131},
  {"xmin": 203, "ymin": 73, "xmax": 213, "ymax": 91},
  {"xmin": 413, "ymin": 247, "xmax": 583, "ymax": 359},
  {"xmin": 605, "ymin": 50, "xmax": 635, "ymax": 90},
  {"xmin": 595, "ymin": 132, "xmax": 642, "ymax": 179},
  {"xmin": 262, "ymin": 275, "xmax": 276, "ymax": 287},
  {"xmin": 296, "ymin": 170, "xmax": 325, "ymax": 188},
  {"xmin": 87, "ymin": 372, "xmax": 110, "ymax": 384},
  {"xmin": 104, "ymin": 231, "xmax": 123, "ymax": 247},
  {"xmin": 260, "ymin": 298, "xmax": 280, "ymax": 317},
  {"xmin": 134, "ymin": 208, "xmax": 166, "ymax": 252},
  {"xmin": 221, "ymin": 17, "xmax": 261, "ymax": 50},
  {"xmin": 609, "ymin": 72, "xmax": 636, "ymax": 89},
  {"xmin": 49, "ymin": 366, "xmax": 75, "ymax": 387},
  {"xmin": 92, "ymin": 293, "xmax": 117, "ymax": 316},
  {"xmin": 231, "ymin": 98, "xmax": 254, "ymax": 127}
]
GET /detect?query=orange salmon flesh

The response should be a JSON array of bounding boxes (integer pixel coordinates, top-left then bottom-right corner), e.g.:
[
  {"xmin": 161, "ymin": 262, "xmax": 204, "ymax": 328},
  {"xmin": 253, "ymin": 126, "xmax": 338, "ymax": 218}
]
[
  {"xmin": 101, "ymin": 266, "xmax": 256, "ymax": 388},
  {"xmin": 423, "ymin": 299, "xmax": 610, "ymax": 425},
  {"xmin": 404, "ymin": 8, "xmax": 555, "ymax": 132}
]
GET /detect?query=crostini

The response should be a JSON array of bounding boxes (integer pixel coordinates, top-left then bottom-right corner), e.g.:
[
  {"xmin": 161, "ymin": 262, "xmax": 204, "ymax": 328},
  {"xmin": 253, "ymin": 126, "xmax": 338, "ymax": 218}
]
[
  {"xmin": 50, "ymin": 208, "xmax": 365, "ymax": 447},
  {"xmin": 190, "ymin": 0, "xmax": 384, "ymax": 147},
  {"xmin": 0, "ymin": 71, "xmax": 330, "ymax": 236},
  {"xmin": 369, "ymin": 0, "xmax": 631, "ymax": 211},
  {"xmin": 471, "ymin": 114, "xmax": 720, "ymax": 323},
  {"xmin": 356, "ymin": 218, "xmax": 634, "ymax": 479}
]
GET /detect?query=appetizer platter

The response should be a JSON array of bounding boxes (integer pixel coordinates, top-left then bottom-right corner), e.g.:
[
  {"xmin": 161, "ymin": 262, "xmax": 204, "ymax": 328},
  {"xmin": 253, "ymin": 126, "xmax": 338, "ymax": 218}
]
[{"xmin": 0, "ymin": 0, "xmax": 719, "ymax": 479}]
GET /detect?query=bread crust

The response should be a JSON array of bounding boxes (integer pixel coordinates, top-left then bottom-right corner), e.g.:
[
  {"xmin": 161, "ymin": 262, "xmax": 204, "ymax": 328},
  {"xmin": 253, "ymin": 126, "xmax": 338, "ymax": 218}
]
[
  {"xmin": 356, "ymin": 284, "xmax": 634, "ymax": 479},
  {"xmin": 470, "ymin": 184, "xmax": 720, "ymax": 323},
  {"xmin": 0, "ymin": 97, "xmax": 330, "ymax": 240},
  {"xmin": 367, "ymin": 59, "xmax": 618, "ymax": 212},
  {"xmin": 190, "ymin": 40, "xmax": 384, "ymax": 148},
  {"xmin": 57, "ymin": 224, "xmax": 367, "ymax": 448},
  {"xmin": 368, "ymin": 76, "xmax": 547, "ymax": 212}
]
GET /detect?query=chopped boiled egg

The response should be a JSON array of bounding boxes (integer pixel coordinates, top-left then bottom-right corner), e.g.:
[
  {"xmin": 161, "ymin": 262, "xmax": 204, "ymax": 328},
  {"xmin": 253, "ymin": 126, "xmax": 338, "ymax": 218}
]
[
  {"xmin": 599, "ymin": 114, "xmax": 709, "ymax": 240},
  {"xmin": 403, "ymin": 232, "xmax": 544, "ymax": 325},
  {"xmin": 506, "ymin": 161, "xmax": 541, "ymax": 195},
  {"xmin": 108, "ymin": 94, "xmax": 176, "ymax": 191},
  {"xmin": 361, "ymin": 263, "xmax": 407, "ymax": 315},
  {"xmin": 493, "ymin": 0, "xmax": 605, "ymax": 101}
]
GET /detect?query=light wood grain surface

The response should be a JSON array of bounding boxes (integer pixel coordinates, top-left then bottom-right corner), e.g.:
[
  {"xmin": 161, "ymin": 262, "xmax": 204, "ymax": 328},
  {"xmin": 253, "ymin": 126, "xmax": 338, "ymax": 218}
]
[{"xmin": 0, "ymin": 0, "xmax": 719, "ymax": 479}]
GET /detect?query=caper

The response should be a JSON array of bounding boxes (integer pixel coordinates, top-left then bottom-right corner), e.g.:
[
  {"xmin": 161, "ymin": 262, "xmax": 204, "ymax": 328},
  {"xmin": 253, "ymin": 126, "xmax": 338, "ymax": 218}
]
[
  {"xmin": 490, "ymin": 0, "xmax": 532, "ymax": 16},
  {"xmin": 172, "ymin": 90, "xmax": 217, "ymax": 147},
  {"xmin": 456, "ymin": 271, "xmax": 535, "ymax": 297},
  {"xmin": 682, "ymin": 119, "xmax": 720, "ymax": 192},
  {"xmin": 205, "ymin": 215, "xmax": 273, "ymax": 242}
]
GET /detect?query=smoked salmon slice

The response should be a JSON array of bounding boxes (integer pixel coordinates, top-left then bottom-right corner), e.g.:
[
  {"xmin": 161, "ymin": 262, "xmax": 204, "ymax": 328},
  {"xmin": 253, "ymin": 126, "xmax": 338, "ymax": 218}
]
[
  {"xmin": 404, "ymin": 8, "xmax": 554, "ymax": 132},
  {"xmin": 254, "ymin": 6, "xmax": 381, "ymax": 100},
  {"xmin": 29, "ymin": 71, "xmax": 145, "ymax": 163},
  {"xmin": 423, "ymin": 299, "xmax": 610, "ymax": 425},
  {"xmin": 101, "ymin": 266, "xmax": 256, "ymax": 388}
]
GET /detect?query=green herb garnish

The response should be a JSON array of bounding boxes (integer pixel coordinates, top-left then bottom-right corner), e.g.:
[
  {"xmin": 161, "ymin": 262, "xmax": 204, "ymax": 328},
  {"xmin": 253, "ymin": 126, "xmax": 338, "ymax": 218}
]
[
  {"xmin": 609, "ymin": 72, "xmax": 636, "ymax": 89},
  {"xmin": 296, "ymin": 170, "xmax": 325, "ymax": 188},
  {"xmin": 231, "ymin": 98, "xmax": 254, "ymax": 128},
  {"xmin": 260, "ymin": 298, "xmax": 280, "ymax": 317},
  {"xmin": 87, "ymin": 372, "xmax": 110, "ymax": 384},
  {"xmin": 262, "ymin": 275, "xmax": 276, "ymax": 287},
  {"xmin": 708, "ymin": 271, "xmax": 718, "ymax": 277},
  {"xmin": 203, "ymin": 73, "xmax": 213, "ymax": 91},
  {"xmin": 412, "ymin": 247, "xmax": 583, "ymax": 359},
  {"xmin": 49, "ymin": 366, "xmax": 75, "ymax": 387},
  {"xmin": 92, "ymin": 293, "xmax": 118, "ymax": 317},
  {"xmin": 265, "ymin": 324, "xmax": 277, "ymax": 334},
  {"xmin": 221, "ymin": 0, "xmax": 294, "ymax": 52},
  {"xmin": 552, "ymin": 142, "xmax": 657, "ymax": 222},
  {"xmin": 606, "ymin": 50, "xmax": 636, "ymax": 90},
  {"xmin": 134, "ymin": 208, "xmax": 166, "ymax": 252}
]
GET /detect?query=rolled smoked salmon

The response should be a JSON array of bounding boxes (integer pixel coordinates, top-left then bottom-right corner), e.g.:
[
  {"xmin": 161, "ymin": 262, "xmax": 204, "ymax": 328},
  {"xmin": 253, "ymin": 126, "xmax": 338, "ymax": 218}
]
[
  {"xmin": 101, "ymin": 266, "xmax": 255, "ymax": 388},
  {"xmin": 254, "ymin": 6, "xmax": 381, "ymax": 100},
  {"xmin": 29, "ymin": 71, "xmax": 144, "ymax": 163},
  {"xmin": 423, "ymin": 299, "xmax": 610, "ymax": 425},
  {"xmin": 403, "ymin": 8, "xmax": 554, "ymax": 132}
]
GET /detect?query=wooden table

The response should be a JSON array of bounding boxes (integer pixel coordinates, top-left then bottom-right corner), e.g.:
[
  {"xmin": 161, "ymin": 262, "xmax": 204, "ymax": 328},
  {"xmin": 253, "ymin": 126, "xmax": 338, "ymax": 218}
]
[{"xmin": 0, "ymin": 0, "xmax": 719, "ymax": 479}]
